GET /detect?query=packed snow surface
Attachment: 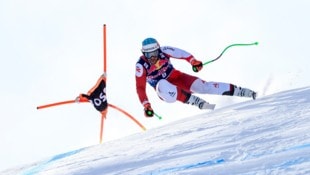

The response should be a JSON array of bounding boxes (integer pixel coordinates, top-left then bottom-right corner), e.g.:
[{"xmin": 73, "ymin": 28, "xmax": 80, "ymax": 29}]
[{"xmin": 2, "ymin": 87, "xmax": 310, "ymax": 175}]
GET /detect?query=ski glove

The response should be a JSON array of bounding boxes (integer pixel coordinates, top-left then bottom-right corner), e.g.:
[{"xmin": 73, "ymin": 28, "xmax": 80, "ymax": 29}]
[
  {"xmin": 144, "ymin": 103, "xmax": 154, "ymax": 117},
  {"xmin": 191, "ymin": 59, "xmax": 203, "ymax": 72}
]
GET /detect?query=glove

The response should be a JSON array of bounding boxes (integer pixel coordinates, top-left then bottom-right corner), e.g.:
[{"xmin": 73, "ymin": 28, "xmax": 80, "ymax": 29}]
[
  {"xmin": 191, "ymin": 59, "xmax": 203, "ymax": 72},
  {"xmin": 144, "ymin": 103, "xmax": 154, "ymax": 117}
]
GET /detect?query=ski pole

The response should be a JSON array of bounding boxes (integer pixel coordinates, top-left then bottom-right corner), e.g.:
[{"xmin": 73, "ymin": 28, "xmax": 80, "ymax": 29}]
[
  {"xmin": 154, "ymin": 112, "xmax": 162, "ymax": 120},
  {"xmin": 193, "ymin": 42, "xmax": 258, "ymax": 72}
]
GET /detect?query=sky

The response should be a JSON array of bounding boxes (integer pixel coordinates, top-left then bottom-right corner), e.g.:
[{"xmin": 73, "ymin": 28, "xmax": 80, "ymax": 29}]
[
  {"xmin": 1, "ymin": 87, "xmax": 309, "ymax": 174},
  {"xmin": 0, "ymin": 0, "xmax": 310, "ymax": 171}
]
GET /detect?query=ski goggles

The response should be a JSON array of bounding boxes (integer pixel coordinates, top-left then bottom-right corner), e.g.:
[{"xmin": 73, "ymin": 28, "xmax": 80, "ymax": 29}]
[{"xmin": 143, "ymin": 49, "xmax": 159, "ymax": 59}]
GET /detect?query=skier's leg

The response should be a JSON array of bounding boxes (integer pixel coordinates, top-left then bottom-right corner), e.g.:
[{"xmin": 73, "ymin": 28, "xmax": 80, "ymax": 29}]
[
  {"xmin": 156, "ymin": 79, "xmax": 215, "ymax": 109},
  {"xmin": 155, "ymin": 79, "xmax": 178, "ymax": 103},
  {"xmin": 190, "ymin": 79, "xmax": 256, "ymax": 99}
]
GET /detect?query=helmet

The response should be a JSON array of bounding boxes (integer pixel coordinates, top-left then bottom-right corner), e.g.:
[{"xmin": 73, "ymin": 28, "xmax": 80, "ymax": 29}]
[{"xmin": 141, "ymin": 38, "xmax": 160, "ymax": 53}]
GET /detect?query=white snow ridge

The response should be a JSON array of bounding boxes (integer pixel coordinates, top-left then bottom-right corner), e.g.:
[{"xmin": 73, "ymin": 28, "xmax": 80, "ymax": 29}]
[{"xmin": 2, "ymin": 87, "xmax": 310, "ymax": 175}]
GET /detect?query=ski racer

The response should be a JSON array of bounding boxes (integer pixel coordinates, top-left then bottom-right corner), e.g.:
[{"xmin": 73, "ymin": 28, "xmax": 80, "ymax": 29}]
[{"xmin": 135, "ymin": 37, "xmax": 256, "ymax": 117}]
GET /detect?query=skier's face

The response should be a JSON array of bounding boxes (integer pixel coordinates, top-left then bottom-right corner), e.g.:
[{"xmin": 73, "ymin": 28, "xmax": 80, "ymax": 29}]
[
  {"xmin": 144, "ymin": 49, "xmax": 159, "ymax": 65},
  {"xmin": 148, "ymin": 56, "xmax": 159, "ymax": 65}
]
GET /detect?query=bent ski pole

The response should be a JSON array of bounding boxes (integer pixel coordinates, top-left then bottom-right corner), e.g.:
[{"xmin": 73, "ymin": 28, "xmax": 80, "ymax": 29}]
[{"xmin": 193, "ymin": 42, "xmax": 258, "ymax": 72}]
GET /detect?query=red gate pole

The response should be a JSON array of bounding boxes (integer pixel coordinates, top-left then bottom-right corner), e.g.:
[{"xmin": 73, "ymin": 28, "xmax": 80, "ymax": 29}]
[
  {"xmin": 36, "ymin": 100, "xmax": 147, "ymax": 131},
  {"xmin": 99, "ymin": 24, "xmax": 107, "ymax": 144}
]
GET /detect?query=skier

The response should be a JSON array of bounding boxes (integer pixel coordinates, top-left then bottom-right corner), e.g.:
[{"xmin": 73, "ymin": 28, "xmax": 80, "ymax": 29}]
[
  {"xmin": 135, "ymin": 37, "xmax": 256, "ymax": 117},
  {"xmin": 76, "ymin": 74, "xmax": 108, "ymax": 116}
]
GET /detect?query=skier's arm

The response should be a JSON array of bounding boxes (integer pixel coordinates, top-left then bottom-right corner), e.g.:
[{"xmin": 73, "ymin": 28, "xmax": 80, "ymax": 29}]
[
  {"xmin": 135, "ymin": 63, "xmax": 150, "ymax": 106},
  {"xmin": 161, "ymin": 46, "xmax": 203, "ymax": 72},
  {"xmin": 161, "ymin": 46, "xmax": 194, "ymax": 62},
  {"xmin": 135, "ymin": 63, "xmax": 154, "ymax": 117}
]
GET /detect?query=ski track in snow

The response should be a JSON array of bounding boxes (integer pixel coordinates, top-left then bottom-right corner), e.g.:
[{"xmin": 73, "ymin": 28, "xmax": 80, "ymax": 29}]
[{"xmin": 1, "ymin": 87, "xmax": 310, "ymax": 175}]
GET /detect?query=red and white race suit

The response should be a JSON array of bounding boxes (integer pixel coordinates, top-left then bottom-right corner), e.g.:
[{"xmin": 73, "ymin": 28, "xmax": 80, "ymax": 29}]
[{"xmin": 135, "ymin": 46, "xmax": 232, "ymax": 107}]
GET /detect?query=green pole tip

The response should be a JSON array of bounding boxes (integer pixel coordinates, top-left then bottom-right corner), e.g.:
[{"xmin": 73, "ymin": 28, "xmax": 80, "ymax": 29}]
[
  {"xmin": 254, "ymin": 42, "xmax": 259, "ymax": 45},
  {"xmin": 154, "ymin": 112, "xmax": 163, "ymax": 120}
]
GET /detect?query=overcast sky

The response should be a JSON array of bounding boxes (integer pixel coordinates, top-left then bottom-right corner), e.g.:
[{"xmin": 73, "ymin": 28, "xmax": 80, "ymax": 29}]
[{"xmin": 0, "ymin": 0, "xmax": 309, "ymax": 171}]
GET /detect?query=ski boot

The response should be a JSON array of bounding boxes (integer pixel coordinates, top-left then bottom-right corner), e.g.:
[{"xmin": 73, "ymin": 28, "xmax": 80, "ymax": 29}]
[
  {"xmin": 186, "ymin": 94, "xmax": 216, "ymax": 110},
  {"xmin": 233, "ymin": 86, "xmax": 257, "ymax": 100}
]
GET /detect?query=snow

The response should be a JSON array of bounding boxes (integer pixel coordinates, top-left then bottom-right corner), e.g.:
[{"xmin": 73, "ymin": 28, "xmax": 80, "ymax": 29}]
[{"xmin": 1, "ymin": 87, "xmax": 310, "ymax": 175}]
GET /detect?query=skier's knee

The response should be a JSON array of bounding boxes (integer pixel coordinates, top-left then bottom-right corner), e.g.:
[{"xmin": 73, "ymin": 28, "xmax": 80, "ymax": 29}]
[
  {"xmin": 156, "ymin": 79, "xmax": 177, "ymax": 103},
  {"xmin": 190, "ymin": 79, "xmax": 207, "ymax": 93}
]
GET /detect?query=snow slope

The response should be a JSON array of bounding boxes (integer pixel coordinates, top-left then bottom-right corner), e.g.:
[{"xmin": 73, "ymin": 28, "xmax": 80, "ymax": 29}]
[{"xmin": 2, "ymin": 87, "xmax": 310, "ymax": 175}]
